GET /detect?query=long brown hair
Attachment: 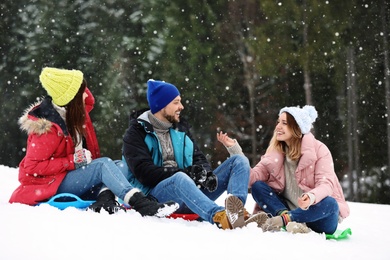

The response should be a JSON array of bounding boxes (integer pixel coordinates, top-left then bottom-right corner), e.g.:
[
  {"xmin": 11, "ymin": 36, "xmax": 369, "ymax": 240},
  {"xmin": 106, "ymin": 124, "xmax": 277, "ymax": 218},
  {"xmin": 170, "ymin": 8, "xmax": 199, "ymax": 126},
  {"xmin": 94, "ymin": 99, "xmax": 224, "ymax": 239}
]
[
  {"xmin": 267, "ymin": 112, "xmax": 303, "ymax": 161},
  {"xmin": 65, "ymin": 79, "xmax": 87, "ymax": 146}
]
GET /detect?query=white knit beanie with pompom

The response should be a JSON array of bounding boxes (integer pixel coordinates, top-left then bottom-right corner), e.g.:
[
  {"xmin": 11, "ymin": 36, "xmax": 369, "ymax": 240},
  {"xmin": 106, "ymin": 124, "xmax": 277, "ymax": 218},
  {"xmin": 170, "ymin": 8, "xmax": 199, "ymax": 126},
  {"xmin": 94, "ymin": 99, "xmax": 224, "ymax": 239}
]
[{"xmin": 279, "ymin": 105, "xmax": 318, "ymax": 134}]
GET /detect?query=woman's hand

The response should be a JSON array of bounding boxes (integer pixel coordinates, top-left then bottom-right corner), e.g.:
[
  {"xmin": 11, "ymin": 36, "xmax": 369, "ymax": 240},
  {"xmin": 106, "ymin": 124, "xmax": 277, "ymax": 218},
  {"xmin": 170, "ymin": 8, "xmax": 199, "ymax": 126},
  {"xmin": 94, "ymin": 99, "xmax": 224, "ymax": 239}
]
[
  {"xmin": 74, "ymin": 149, "xmax": 92, "ymax": 169},
  {"xmin": 298, "ymin": 193, "xmax": 311, "ymax": 210},
  {"xmin": 217, "ymin": 131, "xmax": 236, "ymax": 148}
]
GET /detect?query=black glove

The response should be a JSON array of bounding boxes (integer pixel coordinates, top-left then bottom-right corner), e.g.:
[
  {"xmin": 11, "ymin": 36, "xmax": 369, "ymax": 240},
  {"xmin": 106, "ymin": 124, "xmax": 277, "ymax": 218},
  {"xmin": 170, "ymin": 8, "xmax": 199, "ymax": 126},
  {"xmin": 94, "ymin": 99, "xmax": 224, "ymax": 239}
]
[
  {"xmin": 203, "ymin": 171, "xmax": 218, "ymax": 192},
  {"xmin": 184, "ymin": 165, "xmax": 218, "ymax": 192},
  {"xmin": 185, "ymin": 165, "xmax": 207, "ymax": 187}
]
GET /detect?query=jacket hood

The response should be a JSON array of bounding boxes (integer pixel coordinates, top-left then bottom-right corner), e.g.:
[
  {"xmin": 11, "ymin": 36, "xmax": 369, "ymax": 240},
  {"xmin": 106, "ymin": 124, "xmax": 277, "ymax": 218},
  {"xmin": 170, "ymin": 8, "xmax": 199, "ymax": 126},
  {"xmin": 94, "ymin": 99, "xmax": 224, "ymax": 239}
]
[{"xmin": 18, "ymin": 97, "xmax": 68, "ymax": 136}]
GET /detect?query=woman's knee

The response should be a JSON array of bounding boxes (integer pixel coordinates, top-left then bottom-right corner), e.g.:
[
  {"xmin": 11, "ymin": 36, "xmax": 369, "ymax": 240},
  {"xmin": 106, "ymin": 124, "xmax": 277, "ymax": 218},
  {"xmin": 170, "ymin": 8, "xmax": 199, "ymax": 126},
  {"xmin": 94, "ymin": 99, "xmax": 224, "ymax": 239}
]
[
  {"xmin": 92, "ymin": 157, "xmax": 120, "ymax": 174},
  {"xmin": 251, "ymin": 181, "xmax": 269, "ymax": 195},
  {"xmin": 320, "ymin": 196, "xmax": 339, "ymax": 214},
  {"xmin": 93, "ymin": 157, "xmax": 114, "ymax": 165}
]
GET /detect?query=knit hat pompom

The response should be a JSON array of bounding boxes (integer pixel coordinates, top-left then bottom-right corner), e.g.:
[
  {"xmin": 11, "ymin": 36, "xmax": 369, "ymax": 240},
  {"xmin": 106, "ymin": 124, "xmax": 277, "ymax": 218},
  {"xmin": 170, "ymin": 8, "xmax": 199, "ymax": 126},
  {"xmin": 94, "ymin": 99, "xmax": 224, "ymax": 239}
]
[
  {"xmin": 303, "ymin": 105, "xmax": 318, "ymax": 123},
  {"xmin": 279, "ymin": 105, "xmax": 318, "ymax": 134},
  {"xmin": 147, "ymin": 79, "xmax": 180, "ymax": 113},
  {"xmin": 39, "ymin": 67, "xmax": 83, "ymax": 106}
]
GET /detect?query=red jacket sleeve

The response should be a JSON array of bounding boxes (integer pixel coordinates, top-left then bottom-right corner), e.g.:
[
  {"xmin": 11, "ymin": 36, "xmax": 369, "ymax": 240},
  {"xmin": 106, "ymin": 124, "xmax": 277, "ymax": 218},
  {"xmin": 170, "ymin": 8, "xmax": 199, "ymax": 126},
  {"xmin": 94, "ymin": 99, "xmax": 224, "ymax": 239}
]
[{"xmin": 22, "ymin": 129, "xmax": 75, "ymax": 176}]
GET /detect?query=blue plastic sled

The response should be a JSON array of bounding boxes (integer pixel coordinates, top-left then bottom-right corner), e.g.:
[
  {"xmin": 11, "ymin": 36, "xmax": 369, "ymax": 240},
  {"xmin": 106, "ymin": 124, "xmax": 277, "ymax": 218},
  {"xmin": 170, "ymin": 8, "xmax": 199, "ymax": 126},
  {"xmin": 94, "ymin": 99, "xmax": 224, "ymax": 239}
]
[
  {"xmin": 40, "ymin": 193, "xmax": 199, "ymax": 220},
  {"xmin": 38, "ymin": 193, "xmax": 96, "ymax": 210}
]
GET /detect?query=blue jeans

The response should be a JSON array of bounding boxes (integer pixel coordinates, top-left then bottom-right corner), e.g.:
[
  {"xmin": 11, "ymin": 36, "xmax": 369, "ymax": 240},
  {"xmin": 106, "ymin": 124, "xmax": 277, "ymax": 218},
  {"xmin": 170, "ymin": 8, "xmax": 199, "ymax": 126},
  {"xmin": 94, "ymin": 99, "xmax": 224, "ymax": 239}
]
[
  {"xmin": 149, "ymin": 154, "xmax": 250, "ymax": 224},
  {"xmin": 251, "ymin": 180, "xmax": 339, "ymax": 234},
  {"xmin": 57, "ymin": 158, "xmax": 133, "ymax": 202}
]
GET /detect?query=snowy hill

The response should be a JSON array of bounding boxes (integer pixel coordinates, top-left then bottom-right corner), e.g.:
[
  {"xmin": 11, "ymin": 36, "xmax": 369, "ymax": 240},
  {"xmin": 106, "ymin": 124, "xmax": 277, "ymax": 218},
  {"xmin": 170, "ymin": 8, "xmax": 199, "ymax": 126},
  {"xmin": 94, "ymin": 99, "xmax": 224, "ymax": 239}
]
[{"xmin": 0, "ymin": 164, "xmax": 388, "ymax": 260}]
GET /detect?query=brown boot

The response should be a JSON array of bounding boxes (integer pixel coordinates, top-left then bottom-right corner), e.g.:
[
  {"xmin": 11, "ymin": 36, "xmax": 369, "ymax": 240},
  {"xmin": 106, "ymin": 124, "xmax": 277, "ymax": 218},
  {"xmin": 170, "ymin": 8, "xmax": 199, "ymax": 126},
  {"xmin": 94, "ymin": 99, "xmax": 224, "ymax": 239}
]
[
  {"xmin": 261, "ymin": 216, "xmax": 284, "ymax": 232},
  {"xmin": 286, "ymin": 222, "xmax": 311, "ymax": 234},
  {"xmin": 244, "ymin": 212, "xmax": 269, "ymax": 228},
  {"xmin": 244, "ymin": 209, "xmax": 250, "ymax": 221},
  {"xmin": 224, "ymin": 194, "xmax": 245, "ymax": 229},
  {"xmin": 213, "ymin": 210, "xmax": 232, "ymax": 230}
]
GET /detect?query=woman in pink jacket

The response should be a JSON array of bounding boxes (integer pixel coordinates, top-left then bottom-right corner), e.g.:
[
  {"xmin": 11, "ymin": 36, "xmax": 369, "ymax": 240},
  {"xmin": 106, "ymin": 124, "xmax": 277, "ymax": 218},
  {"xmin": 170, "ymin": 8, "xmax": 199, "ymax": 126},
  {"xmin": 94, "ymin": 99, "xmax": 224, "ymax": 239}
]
[
  {"xmin": 9, "ymin": 67, "xmax": 178, "ymax": 217},
  {"xmin": 217, "ymin": 105, "xmax": 350, "ymax": 234}
]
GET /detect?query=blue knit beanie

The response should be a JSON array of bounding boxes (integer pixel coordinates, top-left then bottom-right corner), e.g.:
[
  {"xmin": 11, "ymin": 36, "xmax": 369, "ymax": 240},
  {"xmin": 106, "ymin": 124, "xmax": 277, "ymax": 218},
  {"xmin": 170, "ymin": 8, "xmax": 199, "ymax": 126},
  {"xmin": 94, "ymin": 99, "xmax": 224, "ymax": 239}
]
[
  {"xmin": 279, "ymin": 105, "xmax": 318, "ymax": 134},
  {"xmin": 147, "ymin": 79, "xmax": 180, "ymax": 113}
]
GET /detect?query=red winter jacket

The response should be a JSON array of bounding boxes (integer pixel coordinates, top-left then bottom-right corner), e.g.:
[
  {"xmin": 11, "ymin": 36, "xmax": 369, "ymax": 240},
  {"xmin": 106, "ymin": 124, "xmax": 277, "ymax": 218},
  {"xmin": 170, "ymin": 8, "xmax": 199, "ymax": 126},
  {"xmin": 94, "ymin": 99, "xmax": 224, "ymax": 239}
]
[{"xmin": 9, "ymin": 88, "xmax": 100, "ymax": 205}]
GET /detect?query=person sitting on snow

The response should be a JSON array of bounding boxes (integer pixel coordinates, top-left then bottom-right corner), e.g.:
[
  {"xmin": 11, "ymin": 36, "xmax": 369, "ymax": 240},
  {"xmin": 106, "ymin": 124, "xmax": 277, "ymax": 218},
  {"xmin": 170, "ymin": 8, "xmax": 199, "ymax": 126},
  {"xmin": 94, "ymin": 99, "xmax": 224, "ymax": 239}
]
[
  {"xmin": 217, "ymin": 105, "xmax": 350, "ymax": 234},
  {"xmin": 9, "ymin": 67, "xmax": 178, "ymax": 218},
  {"xmin": 121, "ymin": 79, "xmax": 265, "ymax": 229}
]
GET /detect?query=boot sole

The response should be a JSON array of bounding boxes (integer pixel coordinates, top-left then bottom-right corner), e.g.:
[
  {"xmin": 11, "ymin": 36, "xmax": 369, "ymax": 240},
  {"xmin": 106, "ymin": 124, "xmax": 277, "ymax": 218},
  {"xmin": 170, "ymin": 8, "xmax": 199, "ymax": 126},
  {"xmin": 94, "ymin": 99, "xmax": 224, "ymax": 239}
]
[
  {"xmin": 244, "ymin": 212, "xmax": 268, "ymax": 228},
  {"xmin": 225, "ymin": 195, "xmax": 245, "ymax": 229},
  {"xmin": 155, "ymin": 202, "xmax": 180, "ymax": 218}
]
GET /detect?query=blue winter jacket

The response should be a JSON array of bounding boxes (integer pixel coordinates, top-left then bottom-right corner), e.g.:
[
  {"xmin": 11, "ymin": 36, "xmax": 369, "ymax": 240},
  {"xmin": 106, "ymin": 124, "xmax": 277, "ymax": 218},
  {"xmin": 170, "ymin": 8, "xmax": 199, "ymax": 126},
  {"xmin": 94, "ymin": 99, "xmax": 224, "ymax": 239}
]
[{"xmin": 122, "ymin": 109, "xmax": 211, "ymax": 195}]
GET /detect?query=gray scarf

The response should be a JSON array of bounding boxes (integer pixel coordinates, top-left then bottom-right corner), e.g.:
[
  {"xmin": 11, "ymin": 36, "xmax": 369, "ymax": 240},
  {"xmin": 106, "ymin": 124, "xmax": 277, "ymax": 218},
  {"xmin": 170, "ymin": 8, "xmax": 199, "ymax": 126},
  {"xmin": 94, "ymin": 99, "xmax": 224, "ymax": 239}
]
[{"xmin": 148, "ymin": 111, "xmax": 177, "ymax": 168}]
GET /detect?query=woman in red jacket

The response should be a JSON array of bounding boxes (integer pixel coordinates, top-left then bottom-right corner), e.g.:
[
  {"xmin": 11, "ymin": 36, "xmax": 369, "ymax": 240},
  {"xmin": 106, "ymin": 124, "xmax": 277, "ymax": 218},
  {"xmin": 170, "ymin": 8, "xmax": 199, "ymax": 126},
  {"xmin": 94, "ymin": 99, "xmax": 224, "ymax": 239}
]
[
  {"xmin": 9, "ymin": 67, "xmax": 178, "ymax": 217},
  {"xmin": 217, "ymin": 105, "xmax": 350, "ymax": 234}
]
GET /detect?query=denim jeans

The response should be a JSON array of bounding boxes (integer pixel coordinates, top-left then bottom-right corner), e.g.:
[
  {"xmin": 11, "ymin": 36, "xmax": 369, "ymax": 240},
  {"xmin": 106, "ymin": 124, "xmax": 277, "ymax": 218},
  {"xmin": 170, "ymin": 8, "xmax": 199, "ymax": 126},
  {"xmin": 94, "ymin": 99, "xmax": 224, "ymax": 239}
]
[
  {"xmin": 251, "ymin": 180, "xmax": 340, "ymax": 234},
  {"xmin": 57, "ymin": 158, "xmax": 133, "ymax": 202},
  {"xmin": 149, "ymin": 154, "xmax": 250, "ymax": 224}
]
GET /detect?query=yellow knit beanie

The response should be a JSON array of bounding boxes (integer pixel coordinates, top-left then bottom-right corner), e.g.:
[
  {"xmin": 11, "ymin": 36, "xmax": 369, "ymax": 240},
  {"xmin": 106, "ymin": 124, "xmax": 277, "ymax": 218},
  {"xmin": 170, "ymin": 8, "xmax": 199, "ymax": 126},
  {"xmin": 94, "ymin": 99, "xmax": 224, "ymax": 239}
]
[{"xmin": 39, "ymin": 67, "xmax": 83, "ymax": 106}]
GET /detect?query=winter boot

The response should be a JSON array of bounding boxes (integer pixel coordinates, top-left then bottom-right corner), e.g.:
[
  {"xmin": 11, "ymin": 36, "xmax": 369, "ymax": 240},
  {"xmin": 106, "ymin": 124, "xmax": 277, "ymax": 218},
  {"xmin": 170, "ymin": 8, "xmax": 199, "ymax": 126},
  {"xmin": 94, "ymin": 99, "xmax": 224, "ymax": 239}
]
[
  {"xmin": 129, "ymin": 192, "xmax": 179, "ymax": 217},
  {"xmin": 244, "ymin": 209, "xmax": 251, "ymax": 221},
  {"xmin": 88, "ymin": 190, "xmax": 126, "ymax": 214},
  {"xmin": 261, "ymin": 216, "xmax": 284, "ymax": 232},
  {"xmin": 224, "ymin": 194, "xmax": 246, "ymax": 229},
  {"xmin": 286, "ymin": 221, "xmax": 311, "ymax": 234},
  {"xmin": 262, "ymin": 212, "xmax": 291, "ymax": 232},
  {"xmin": 244, "ymin": 212, "xmax": 269, "ymax": 228},
  {"xmin": 213, "ymin": 210, "xmax": 232, "ymax": 230}
]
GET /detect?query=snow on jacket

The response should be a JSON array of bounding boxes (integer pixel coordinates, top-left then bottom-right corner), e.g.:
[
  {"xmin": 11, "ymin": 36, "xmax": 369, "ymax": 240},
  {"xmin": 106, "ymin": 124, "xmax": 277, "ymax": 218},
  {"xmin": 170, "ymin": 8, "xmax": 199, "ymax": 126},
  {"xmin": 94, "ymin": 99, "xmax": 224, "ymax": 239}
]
[
  {"xmin": 250, "ymin": 133, "xmax": 350, "ymax": 219},
  {"xmin": 122, "ymin": 109, "xmax": 211, "ymax": 195},
  {"xmin": 9, "ymin": 88, "xmax": 100, "ymax": 205}
]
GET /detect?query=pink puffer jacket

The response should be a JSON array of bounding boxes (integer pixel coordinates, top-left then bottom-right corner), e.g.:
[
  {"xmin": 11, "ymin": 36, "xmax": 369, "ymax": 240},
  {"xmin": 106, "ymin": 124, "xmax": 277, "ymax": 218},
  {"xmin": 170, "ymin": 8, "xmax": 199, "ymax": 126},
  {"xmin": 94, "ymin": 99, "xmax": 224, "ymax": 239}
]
[{"xmin": 250, "ymin": 133, "xmax": 350, "ymax": 219}]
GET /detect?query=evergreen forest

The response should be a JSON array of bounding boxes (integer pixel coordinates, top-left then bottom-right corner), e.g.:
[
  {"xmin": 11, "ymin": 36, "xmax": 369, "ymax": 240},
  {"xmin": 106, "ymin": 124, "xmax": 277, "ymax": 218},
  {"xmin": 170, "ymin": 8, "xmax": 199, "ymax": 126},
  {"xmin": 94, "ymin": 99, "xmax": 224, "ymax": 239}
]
[{"xmin": 1, "ymin": 0, "xmax": 389, "ymax": 204}]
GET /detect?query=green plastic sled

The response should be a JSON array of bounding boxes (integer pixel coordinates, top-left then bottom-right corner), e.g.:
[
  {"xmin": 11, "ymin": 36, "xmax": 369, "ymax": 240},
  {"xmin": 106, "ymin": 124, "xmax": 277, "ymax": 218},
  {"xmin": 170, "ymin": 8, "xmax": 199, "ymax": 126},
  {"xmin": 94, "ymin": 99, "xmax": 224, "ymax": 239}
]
[{"xmin": 326, "ymin": 228, "xmax": 352, "ymax": 240}]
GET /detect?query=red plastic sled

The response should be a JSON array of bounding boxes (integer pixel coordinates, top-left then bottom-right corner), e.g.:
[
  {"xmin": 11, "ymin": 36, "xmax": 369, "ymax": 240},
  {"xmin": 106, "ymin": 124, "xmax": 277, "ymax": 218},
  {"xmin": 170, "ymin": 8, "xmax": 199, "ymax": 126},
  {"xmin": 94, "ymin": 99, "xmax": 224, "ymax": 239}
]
[{"xmin": 167, "ymin": 213, "xmax": 200, "ymax": 221}]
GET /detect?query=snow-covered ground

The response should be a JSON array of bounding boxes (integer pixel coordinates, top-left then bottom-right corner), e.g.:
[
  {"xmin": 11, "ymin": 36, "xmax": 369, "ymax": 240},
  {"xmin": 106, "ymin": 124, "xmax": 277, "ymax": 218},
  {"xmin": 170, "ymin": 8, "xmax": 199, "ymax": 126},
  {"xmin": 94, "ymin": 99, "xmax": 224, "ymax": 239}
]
[{"xmin": 0, "ymin": 164, "xmax": 388, "ymax": 260}]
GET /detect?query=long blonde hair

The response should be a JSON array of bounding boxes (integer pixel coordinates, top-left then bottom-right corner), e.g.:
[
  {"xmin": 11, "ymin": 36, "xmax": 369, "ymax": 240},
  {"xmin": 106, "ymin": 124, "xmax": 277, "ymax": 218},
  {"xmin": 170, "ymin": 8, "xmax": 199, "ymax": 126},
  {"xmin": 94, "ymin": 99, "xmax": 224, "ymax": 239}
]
[{"xmin": 267, "ymin": 112, "xmax": 303, "ymax": 161}]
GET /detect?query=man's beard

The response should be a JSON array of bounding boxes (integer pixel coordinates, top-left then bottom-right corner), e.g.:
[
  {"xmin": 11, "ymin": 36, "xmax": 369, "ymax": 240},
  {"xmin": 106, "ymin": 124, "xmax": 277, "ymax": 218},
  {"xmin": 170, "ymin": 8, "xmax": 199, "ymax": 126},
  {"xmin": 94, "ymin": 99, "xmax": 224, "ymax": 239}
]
[{"xmin": 164, "ymin": 111, "xmax": 180, "ymax": 124}]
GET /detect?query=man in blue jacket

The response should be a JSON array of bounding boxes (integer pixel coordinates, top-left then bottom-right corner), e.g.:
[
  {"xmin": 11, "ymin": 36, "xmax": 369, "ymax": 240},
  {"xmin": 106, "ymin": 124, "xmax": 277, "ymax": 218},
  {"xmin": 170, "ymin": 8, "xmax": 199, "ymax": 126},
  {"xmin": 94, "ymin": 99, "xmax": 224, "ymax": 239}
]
[{"xmin": 122, "ymin": 79, "xmax": 252, "ymax": 229}]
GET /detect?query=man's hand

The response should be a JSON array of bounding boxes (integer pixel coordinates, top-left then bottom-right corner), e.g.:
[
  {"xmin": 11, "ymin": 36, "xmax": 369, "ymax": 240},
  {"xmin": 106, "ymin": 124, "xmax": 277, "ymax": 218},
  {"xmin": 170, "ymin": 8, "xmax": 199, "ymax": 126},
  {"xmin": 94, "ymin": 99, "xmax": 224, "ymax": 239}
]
[
  {"xmin": 203, "ymin": 171, "xmax": 218, "ymax": 192},
  {"xmin": 184, "ymin": 165, "xmax": 218, "ymax": 192},
  {"xmin": 185, "ymin": 165, "xmax": 207, "ymax": 186}
]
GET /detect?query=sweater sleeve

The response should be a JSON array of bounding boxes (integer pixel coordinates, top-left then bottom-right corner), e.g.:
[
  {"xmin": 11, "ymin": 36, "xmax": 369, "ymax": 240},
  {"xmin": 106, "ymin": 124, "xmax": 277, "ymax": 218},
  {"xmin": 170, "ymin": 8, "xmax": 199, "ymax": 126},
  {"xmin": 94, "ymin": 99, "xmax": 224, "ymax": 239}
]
[{"xmin": 225, "ymin": 140, "xmax": 245, "ymax": 156}]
